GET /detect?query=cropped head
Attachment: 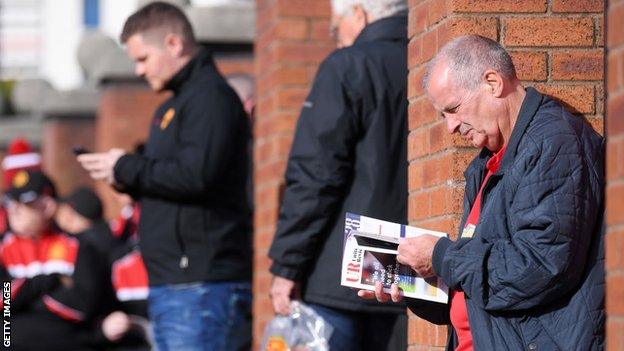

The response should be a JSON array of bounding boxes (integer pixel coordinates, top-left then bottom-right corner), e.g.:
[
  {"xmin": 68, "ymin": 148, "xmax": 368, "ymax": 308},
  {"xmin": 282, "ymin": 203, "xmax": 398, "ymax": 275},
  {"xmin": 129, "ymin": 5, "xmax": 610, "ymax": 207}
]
[
  {"xmin": 4, "ymin": 170, "xmax": 57, "ymax": 238},
  {"xmin": 120, "ymin": 1, "xmax": 197, "ymax": 91},
  {"xmin": 422, "ymin": 35, "xmax": 520, "ymax": 152},
  {"xmin": 55, "ymin": 187, "xmax": 103, "ymax": 235},
  {"xmin": 330, "ymin": 0, "xmax": 407, "ymax": 48}
]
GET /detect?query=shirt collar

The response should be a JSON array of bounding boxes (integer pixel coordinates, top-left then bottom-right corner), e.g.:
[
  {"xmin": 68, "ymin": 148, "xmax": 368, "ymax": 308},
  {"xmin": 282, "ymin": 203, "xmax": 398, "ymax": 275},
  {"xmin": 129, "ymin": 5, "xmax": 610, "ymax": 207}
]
[{"xmin": 486, "ymin": 145, "xmax": 507, "ymax": 174}]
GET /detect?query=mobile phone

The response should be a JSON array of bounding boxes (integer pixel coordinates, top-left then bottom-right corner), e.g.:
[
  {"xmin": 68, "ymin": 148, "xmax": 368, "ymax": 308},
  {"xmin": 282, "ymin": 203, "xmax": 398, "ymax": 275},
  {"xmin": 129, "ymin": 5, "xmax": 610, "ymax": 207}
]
[
  {"xmin": 72, "ymin": 146, "xmax": 91, "ymax": 155},
  {"xmin": 353, "ymin": 231, "xmax": 400, "ymax": 251}
]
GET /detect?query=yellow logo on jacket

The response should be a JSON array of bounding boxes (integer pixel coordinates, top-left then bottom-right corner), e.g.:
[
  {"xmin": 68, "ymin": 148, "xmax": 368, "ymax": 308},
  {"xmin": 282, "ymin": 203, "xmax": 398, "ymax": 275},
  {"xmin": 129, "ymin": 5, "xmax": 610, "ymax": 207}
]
[
  {"xmin": 13, "ymin": 170, "xmax": 29, "ymax": 188},
  {"xmin": 160, "ymin": 108, "xmax": 175, "ymax": 130},
  {"xmin": 48, "ymin": 241, "xmax": 69, "ymax": 260}
]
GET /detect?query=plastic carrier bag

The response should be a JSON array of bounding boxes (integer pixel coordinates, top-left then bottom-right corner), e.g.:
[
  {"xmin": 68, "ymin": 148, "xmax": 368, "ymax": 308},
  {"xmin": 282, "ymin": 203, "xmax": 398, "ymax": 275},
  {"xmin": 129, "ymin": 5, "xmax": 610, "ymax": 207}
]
[{"xmin": 262, "ymin": 301, "xmax": 333, "ymax": 351}]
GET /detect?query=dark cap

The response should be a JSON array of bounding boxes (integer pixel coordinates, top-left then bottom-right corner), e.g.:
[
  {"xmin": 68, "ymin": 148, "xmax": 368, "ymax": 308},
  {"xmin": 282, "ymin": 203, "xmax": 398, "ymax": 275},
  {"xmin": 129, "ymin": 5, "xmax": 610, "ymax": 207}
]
[
  {"xmin": 5, "ymin": 170, "xmax": 56, "ymax": 204},
  {"xmin": 60, "ymin": 187, "xmax": 103, "ymax": 221}
]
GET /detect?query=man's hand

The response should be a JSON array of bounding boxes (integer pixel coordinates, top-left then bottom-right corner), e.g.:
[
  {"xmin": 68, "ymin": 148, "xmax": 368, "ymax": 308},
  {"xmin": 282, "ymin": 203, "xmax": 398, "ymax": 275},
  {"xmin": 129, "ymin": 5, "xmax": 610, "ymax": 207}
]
[
  {"xmin": 102, "ymin": 311, "xmax": 131, "ymax": 342},
  {"xmin": 397, "ymin": 234, "xmax": 440, "ymax": 278},
  {"xmin": 77, "ymin": 148, "xmax": 126, "ymax": 185},
  {"xmin": 270, "ymin": 276, "xmax": 300, "ymax": 315},
  {"xmin": 357, "ymin": 282, "xmax": 403, "ymax": 303}
]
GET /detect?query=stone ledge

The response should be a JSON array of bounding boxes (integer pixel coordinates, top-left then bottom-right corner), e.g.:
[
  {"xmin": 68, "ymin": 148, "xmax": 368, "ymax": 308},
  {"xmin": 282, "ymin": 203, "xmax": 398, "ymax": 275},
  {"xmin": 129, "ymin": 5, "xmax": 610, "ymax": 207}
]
[
  {"xmin": 0, "ymin": 116, "xmax": 43, "ymax": 148},
  {"xmin": 12, "ymin": 79, "xmax": 100, "ymax": 117},
  {"xmin": 187, "ymin": 2, "xmax": 256, "ymax": 43}
]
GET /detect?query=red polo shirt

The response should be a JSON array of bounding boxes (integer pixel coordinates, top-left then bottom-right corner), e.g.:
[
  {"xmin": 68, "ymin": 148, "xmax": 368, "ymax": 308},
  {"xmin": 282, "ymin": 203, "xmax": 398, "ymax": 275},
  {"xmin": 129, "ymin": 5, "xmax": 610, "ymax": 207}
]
[{"xmin": 450, "ymin": 145, "xmax": 506, "ymax": 351}]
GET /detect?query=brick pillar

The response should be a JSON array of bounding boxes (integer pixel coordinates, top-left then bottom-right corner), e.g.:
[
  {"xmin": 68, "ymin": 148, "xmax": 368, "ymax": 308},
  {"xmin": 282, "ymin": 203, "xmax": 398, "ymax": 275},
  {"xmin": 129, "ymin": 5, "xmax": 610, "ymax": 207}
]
[
  {"xmin": 42, "ymin": 117, "xmax": 96, "ymax": 196},
  {"xmin": 407, "ymin": 0, "xmax": 604, "ymax": 349},
  {"xmin": 253, "ymin": 0, "xmax": 333, "ymax": 348},
  {"xmin": 606, "ymin": 0, "xmax": 624, "ymax": 349}
]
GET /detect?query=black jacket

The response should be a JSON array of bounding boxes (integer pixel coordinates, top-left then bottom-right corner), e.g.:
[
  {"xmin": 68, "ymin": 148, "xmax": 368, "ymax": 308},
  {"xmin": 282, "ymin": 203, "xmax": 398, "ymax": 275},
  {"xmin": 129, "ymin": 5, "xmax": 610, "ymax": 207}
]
[
  {"xmin": 409, "ymin": 88, "xmax": 605, "ymax": 350},
  {"xmin": 269, "ymin": 16, "xmax": 408, "ymax": 313},
  {"xmin": 114, "ymin": 49, "xmax": 252, "ymax": 286}
]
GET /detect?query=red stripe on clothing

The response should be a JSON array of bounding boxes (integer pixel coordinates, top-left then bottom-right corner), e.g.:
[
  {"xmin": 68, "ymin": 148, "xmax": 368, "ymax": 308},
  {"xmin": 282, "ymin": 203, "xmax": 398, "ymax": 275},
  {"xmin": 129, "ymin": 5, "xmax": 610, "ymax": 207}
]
[
  {"xmin": 451, "ymin": 146, "xmax": 507, "ymax": 351},
  {"xmin": 10, "ymin": 278, "xmax": 25, "ymax": 299},
  {"xmin": 42, "ymin": 295, "xmax": 84, "ymax": 322}
]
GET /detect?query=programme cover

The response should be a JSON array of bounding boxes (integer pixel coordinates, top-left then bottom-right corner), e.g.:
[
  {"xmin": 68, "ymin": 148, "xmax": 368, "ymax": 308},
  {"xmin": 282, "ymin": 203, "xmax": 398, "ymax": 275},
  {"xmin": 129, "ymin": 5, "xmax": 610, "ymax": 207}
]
[{"xmin": 341, "ymin": 212, "xmax": 449, "ymax": 304}]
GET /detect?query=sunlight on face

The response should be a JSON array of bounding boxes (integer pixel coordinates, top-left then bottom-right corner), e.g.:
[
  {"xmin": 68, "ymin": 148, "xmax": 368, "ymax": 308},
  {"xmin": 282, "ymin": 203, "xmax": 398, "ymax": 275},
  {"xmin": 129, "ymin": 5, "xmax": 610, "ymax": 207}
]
[
  {"xmin": 425, "ymin": 61, "xmax": 503, "ymax": 152},
  {"xmin": 330, "ymin": 6, "xmax": 366, "ymax": 49},
  {"xmin": 6, "ymin": 199, "xmax": 49, "ymax": 237},
  {"xmin": 126, "ymin": 33, "xmax": 177, "ymax": 92}
]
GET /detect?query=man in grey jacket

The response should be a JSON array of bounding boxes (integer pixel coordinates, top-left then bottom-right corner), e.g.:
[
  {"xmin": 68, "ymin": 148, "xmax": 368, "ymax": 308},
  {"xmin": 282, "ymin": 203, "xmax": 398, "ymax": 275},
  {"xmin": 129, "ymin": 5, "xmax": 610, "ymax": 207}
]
[{"xmin": 268, "ymin": 1, "xmax": 410, "ymax": 350}]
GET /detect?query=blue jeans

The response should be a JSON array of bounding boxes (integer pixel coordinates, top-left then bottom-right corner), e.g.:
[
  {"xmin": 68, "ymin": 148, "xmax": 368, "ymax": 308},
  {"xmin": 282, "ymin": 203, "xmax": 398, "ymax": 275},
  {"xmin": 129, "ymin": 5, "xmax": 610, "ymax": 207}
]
[
  {"xmin": 148, "ymin": 281, "xmax": 252, "ymax": 351},
  {"xmin": 308, "ymin": 303, "xmax": 407, "ymax": 351}
]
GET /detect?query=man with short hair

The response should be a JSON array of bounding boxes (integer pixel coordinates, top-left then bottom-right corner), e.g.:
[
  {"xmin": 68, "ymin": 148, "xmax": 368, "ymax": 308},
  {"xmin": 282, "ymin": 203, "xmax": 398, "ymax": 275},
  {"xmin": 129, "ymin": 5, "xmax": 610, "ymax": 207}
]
[
  {"xmin": 268, "ymin": 1, "xmax": 409, "ymax": 350},
  {"xmin": 362, "ymin": 35, "xmax": 605, "ymax": 350},
  {"xmin": 77, "ymin": 2, "xmax": 252, "ymax": 350}
]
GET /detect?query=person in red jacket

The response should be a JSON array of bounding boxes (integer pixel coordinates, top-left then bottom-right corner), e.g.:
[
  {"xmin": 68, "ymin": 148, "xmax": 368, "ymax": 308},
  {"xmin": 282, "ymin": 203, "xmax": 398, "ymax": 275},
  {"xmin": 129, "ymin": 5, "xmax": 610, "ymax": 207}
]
[
  {"xmin": 0, "ymin": 137, "xmax": 42, "ymax": 235},
  {"xmin": 1, "ymin": 170, "xmax": 106, "ymax": 351}
]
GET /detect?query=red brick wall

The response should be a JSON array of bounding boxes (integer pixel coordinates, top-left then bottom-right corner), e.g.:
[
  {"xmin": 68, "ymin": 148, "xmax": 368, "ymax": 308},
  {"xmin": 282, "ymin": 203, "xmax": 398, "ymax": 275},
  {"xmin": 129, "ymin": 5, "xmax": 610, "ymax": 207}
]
[
  {"xmin": 606, "ymin": 0, "xmax": 624, "ymax": 349},
  {"xmin": 407, "ymin": 0, "xmax": 604, "ymax": 349},
  {"xmin": 42, "ymin": 118, "xmax": 96, "ymax": 197},
  {"xmin": 253, "ymin": 0, "xmax": 333, "ymax": 348},
  {"xmin": 216, "ymin": 55, "xmax": 255, "ymax": 77}
]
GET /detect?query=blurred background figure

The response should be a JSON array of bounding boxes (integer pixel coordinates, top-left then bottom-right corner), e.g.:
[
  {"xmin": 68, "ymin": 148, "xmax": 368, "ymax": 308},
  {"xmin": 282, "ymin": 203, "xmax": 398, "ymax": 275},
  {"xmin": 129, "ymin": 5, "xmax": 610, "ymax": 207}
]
[
  {"xmin": 0, "ymin": 170, "xmax": 91, "ymax": 350},
  {"xmin": 109, "ymin": 191, "xmax": 140, "ymax": 243},
  {"xmin": 100, "ymin": 189, "xmax": 151, "ymax": 351},
  {"xmin": 2, "ymin": 137, "xmax": 42, "ymax": 190},
  {"xmin": 55, "ymin": 186, "xmax": 117, "ymax": 320},
  {"xmin": 0, "ymin": 137, "xmax": 43, "ymax": 235},
  {"xmin": 226, "ymin": 73, "xmax": 255, "ymax": 120},
  {"xmin": 267, "ymin": 0, "xmax": 410, "ymax": 350}
]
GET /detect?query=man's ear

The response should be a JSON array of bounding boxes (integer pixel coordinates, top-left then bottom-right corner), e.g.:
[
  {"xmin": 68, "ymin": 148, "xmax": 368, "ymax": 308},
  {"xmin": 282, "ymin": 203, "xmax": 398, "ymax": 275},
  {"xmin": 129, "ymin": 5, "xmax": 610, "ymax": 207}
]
[
  {"xmin": 483, "ymin": 70, "xmax": 504, "ymax": 98},
  {"xmin": 164, "ymin": 33, "xmax": 184, "ymax": 57},
  {"xmin": 352, "ymin": 4, "xmax": 368, "ymax": 28}
]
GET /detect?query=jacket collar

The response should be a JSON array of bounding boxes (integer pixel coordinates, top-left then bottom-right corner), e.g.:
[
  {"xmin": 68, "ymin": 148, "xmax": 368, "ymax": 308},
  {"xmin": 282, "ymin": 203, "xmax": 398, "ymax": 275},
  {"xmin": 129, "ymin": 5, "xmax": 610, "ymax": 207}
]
[
  {"xmin": 353, "ymin": 15, "xmax": 408, "ymax": 45},
  {"xmin": 497, "ymin": 87, "xmax": 544, "ymax": 174},
  {"xmin": 165, "ymin": 47, "xmax": 215, "ymax": 94}
]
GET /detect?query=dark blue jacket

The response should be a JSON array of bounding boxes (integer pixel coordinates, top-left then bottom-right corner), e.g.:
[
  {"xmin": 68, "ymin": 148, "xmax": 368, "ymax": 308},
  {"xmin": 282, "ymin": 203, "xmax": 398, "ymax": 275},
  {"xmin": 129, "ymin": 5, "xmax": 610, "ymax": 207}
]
[
  {"xmin": 268, "ymin": 16, "xmax": 408, "ymax": 313},
  {"xmin": 410, "ymin": 88, "xmax": 605, "ymax": 350}
]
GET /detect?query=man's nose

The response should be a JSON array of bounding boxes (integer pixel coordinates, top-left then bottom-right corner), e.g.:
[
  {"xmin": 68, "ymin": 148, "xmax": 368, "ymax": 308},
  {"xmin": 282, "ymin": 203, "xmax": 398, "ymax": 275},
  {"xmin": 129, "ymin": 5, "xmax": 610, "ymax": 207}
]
[
  {"xmin": 445, "ymin": 116, "xmax": 461, "ymax": 134},
  {"xmin": 135, "ymin": 64, "xmax": 145, "ymax": 77}
]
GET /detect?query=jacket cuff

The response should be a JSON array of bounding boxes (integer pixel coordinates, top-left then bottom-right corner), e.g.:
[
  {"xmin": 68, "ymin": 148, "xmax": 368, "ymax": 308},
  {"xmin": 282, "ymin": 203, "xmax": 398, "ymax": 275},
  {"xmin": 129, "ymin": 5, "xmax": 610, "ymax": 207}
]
[
  {"xmin": 113, "ymin": 154, "xmax": 141, "ymax": 188},
  {"xmin": 432, "ymin": 236, "xmax": 451, "ymax": 279},
  {"xmin": 269, "ymin": 262, "xmax": 301, "ymax": 281}
]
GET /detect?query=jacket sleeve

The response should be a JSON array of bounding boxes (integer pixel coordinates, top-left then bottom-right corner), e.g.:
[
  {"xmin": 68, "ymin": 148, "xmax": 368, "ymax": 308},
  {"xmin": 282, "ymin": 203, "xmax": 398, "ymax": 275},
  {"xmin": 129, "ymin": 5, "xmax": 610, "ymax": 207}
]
[
  {"xmin": 0, "ymin": 256, "xmax": 61, "ymax": 312},
  {"xmin": 432, "ymin": 132, "xmax": 601, "ymax": 311},
  {"xmin": 113, "ymin": 87, "xmax": 247, "ymax": 201},
  {"xmin": 40, "ymin": 243, "xmax": 104, "ymax": 323},
  {"xmin": 268, "ymin": 57, "xmax": 360, "ymax": 281},
  {"xmin": 9, "ymin": 274, "xmax": 61, "ymax": 312}
]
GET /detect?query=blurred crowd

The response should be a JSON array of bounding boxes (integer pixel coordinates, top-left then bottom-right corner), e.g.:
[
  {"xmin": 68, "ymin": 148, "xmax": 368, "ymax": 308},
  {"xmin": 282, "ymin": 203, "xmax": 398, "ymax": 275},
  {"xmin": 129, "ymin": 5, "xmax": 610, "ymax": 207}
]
[{"xmin": 0, "ymin": 137, "xmax": 150, "ymax": 351}]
